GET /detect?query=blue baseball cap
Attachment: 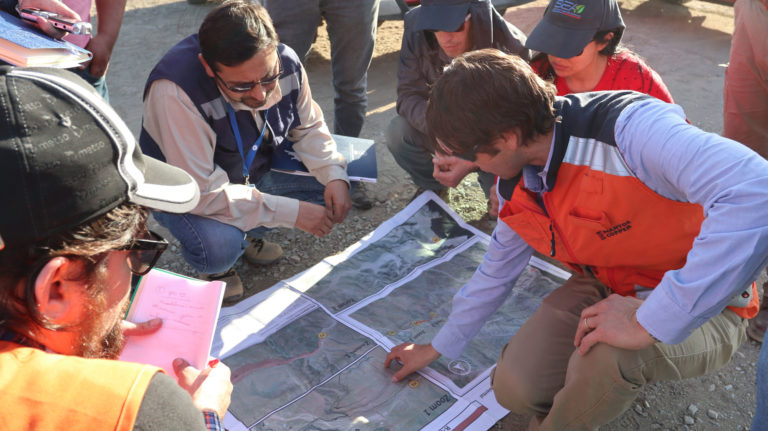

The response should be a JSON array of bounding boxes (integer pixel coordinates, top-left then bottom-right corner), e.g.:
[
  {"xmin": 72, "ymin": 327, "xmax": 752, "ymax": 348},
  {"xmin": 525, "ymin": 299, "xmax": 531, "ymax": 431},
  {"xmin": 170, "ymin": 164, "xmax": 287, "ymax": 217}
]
[{"xmin": 526, "ymin": 0, "xmax": 625, "ymax": 58}]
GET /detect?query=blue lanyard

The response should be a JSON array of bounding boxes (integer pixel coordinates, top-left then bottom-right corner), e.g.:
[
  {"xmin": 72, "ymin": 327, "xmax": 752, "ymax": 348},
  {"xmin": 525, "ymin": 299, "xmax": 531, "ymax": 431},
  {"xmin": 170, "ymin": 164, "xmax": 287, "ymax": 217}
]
[{"xmin": 226, "ymin": 104, "xmax": 269, "ymax": 186}]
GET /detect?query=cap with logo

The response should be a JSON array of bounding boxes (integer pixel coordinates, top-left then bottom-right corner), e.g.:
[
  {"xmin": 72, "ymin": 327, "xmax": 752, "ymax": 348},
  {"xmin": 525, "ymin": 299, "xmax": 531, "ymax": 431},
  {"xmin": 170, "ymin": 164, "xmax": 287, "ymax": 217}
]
[
  {"xmin": 415, "ymin": 0, "xmax": 473, "ymax": 32},
  {"xmin": 0, "ymin": 66, "xmax": 200, "ymax": 249},
  {"xmin": 525, "ymin": 0, "xmax": 625, "ymax": 59}
]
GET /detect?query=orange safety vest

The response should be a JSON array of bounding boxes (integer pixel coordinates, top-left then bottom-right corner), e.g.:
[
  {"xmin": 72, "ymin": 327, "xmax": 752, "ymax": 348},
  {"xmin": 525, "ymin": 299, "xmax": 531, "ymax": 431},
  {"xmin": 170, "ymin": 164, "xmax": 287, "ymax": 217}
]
[
  {"xmin": 499, "ymin": 161, "xmax": 759, "ymax": 319},
  {"xmin": 0, "ymin": 341, "xmax": 161, "ymax": 430}
]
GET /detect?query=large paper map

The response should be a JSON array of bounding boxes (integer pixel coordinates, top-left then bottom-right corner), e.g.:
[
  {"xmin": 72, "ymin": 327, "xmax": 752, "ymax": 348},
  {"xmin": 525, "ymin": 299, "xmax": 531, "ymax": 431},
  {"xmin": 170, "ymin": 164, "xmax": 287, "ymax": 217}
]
[{"xmin": 212, "ymin": 193, "xmax": 571, "ymax": 431}]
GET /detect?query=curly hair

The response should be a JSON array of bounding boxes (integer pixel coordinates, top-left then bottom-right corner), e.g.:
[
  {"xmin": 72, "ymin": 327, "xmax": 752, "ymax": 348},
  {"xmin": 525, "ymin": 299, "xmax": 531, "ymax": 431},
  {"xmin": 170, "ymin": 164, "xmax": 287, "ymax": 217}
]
[{"xmin": 0, "ymin": 203, "xmax": 147, "ymax": 331}]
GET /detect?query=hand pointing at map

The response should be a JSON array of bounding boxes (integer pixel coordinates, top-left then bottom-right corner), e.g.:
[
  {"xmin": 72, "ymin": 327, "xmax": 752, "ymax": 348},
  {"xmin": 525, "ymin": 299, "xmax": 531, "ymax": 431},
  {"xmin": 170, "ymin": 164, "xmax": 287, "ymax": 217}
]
[{"xmin": 384, "ymin": 342, "xmax": 441, "ymax": 382}]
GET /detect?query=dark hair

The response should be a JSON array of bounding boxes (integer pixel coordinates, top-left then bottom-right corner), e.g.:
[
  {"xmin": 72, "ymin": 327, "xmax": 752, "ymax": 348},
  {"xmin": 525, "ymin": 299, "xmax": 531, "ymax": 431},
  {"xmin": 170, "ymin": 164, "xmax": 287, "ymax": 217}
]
[
  {"xmin": 425, "ymin": 49, "xmax": 557, "ymax": 159},
  {"xmin": 531, "ymin": 27, "xmax": 625, "ymax": 81},
  {"xmin": 198, "ymin": 0, "xmax": 279, "ymax": 69},
  {"xmin": 0, "ymin": 204, "xmax": 147, "ymax": 331},
  {"xmin": 595, "ymin": 27, "xmax": 624, "ymax": 57}
]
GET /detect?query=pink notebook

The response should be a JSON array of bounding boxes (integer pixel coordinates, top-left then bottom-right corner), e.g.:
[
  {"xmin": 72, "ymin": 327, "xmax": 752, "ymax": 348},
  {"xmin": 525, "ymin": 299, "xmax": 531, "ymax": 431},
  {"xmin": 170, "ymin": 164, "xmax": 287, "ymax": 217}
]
[{"xmin": 119, "ymin": 269, "xmax": 225, "ymax": 379}]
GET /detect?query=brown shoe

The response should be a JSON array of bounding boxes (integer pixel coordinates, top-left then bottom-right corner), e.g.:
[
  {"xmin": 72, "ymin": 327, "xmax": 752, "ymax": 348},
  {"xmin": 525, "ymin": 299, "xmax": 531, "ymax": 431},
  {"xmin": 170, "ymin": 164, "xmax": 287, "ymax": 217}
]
[
  {"xmin": 201, "ymin": 268, "xmax": 243, "ymax": 305},
  {"xmin": 244, "ymin": 237, "xmax": 283, "ymax": 266},
  {"xmin": 748, "ymin": 308, "xmax": 768, "ymax": 343}
]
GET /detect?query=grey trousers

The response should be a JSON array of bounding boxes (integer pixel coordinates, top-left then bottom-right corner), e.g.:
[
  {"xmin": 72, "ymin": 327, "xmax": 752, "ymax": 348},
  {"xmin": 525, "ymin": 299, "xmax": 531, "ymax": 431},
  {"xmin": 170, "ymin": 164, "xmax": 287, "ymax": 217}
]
[
  {"xmin": 491, "ymin": 272, "xmax": 747, "ymax": 430},
  {"xmin": 264, "ymin": 0, "xmax": 380, "ymax": 138},
  {"xmin": 385, "ymin": 115, "xmax": 494, "ymax": 195}
]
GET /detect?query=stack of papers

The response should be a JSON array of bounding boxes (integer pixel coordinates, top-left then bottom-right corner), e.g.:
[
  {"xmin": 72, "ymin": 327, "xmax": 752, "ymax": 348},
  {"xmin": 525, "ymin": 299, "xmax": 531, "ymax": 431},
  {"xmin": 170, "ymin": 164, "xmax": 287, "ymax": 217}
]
[{"xmin": 0, "ymin": 10, "xmax": 91, "ymax": 68}]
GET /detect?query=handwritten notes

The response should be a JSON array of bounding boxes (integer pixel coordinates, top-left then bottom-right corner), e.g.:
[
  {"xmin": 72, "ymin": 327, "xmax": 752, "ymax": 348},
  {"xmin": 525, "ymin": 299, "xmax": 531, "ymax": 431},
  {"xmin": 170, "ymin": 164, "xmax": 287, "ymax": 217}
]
[{"xmin": 119, "ymin": 269, "xmax": 225, "ymax": 378}]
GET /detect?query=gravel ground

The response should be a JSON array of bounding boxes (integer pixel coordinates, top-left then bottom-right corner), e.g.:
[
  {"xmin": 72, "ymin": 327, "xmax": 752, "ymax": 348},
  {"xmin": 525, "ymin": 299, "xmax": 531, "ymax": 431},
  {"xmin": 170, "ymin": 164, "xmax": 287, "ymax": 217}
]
[{"xmin": 109, "ymin": 0, "xmax": 762, "ymax": 428}]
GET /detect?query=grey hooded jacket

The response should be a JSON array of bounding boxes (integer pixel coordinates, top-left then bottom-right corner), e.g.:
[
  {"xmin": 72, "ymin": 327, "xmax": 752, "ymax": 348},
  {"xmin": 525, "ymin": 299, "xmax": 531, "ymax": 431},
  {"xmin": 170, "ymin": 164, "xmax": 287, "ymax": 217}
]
[{"xmin": 396, "ymin": 0, "xmax": 530, "ymax": 135}]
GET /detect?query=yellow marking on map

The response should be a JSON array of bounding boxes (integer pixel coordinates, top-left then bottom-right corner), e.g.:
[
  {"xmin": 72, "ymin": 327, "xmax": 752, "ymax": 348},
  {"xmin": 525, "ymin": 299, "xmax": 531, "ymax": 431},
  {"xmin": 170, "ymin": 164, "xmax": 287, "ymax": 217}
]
[
  {"xmin": 432, "ymin": 236, "xmax": 439, "ymax": 243},
  {"xmin": 387, "ymin": 330, "xmax": 397, "ymax": 336},
  {"xmin": 409, "ymin": 380, "xmax": 420, "ymax": 388},
  {"xmin": 318, "ymin": 332, "xmax": 327, "ymax": 339},
  {"xmin": 412, "ymin": 321, "xmax": 422, "ymax": 326},
  {"xmin": 429, "ymin": 312, "xmax": 437, "ymax": 318}
]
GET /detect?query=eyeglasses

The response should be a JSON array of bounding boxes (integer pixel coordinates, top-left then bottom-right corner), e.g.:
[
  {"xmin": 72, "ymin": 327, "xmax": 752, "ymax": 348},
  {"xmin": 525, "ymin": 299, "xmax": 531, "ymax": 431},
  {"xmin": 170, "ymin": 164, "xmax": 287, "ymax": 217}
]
[
  {"xmin": 118, "ymin": 230, "xmax": 168, "ymax": 276},
  {"xmin": 214, "ymin": 55, "xmax": 283, "ymax": 93}
]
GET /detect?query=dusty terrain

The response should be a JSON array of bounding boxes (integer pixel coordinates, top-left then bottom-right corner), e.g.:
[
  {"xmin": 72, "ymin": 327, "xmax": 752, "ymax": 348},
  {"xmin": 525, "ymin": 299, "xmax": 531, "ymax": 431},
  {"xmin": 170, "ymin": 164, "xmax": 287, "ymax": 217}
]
[{"xmin": 106, "ymin": 0, "xmax": 762, "ymax": 429}]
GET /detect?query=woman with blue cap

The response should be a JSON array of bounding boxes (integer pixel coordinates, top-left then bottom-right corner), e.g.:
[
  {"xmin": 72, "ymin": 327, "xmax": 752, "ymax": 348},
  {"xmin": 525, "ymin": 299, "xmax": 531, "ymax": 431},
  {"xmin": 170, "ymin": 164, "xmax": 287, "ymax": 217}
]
[{"xmin": 526, "ymin": 0, "xmax": 672, "ymax": 100}]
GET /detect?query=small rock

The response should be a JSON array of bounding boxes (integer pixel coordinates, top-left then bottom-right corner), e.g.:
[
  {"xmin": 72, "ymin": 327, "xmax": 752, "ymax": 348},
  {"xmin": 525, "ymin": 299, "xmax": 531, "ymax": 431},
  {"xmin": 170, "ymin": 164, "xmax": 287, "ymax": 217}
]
[
  {"xmin": 708, "ymin": 384, "xmax": 716, "ymax": 392},
  {"xmin": 737, "ymin": 351, "xmax": 746, "ymax": 358},
  {"xmin": 650, "ymin": 425, "xmax": 662, "ymax": 430},
  {"xmin": 643, "ymin": 400, "xmax": 650, "ymax": 409},
  {"xmin": 684, "ymin": 415, "xmax": 695, "ymax": 425},
  {"xmin": 707, "ymin": 409, "xmax": 720, "ymax": 420},
  {"xmin": 725, "ymin": 384, "xmax": 734, "ymax": 391},
  {"xmin": 634, "ymin": 404, "xmax": 643, "ymax": 415},
  {"xmin": 688, "ymin": 404, "xmax": 699, "ymax": 416},
  {"xmin": 736, "ymin": 366, "xmax": 743, "ymax": 371}
]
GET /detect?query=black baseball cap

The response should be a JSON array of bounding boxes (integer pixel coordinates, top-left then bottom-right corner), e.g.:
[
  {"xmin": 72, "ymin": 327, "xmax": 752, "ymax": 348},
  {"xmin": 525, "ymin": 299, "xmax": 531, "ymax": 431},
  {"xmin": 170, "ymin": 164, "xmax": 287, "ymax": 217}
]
[
  {"xmin": 415, "ymin": 0, "xmax": 472, "ymax": 32},
  {"xmin": 0, "ymin": 66, "xmax": 200, "ymax": 249},
  {"xmin": 525, "ymin": 0, "xmax": 625, "ymax": 59}
]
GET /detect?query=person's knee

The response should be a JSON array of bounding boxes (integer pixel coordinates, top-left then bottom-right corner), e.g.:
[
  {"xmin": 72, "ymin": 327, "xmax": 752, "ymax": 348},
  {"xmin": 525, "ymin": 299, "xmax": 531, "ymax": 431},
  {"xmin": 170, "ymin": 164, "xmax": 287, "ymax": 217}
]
[
  {"xmin": 157, "ymin": 214, "xmax": 245, "ymax": 274},
  {"xmin": 385, "ymin": 116, "xmax": 409, "ymax": 152},
  {"xmin": 568, "ymin": 343, "xmax": 646, "ymax": 392},
  {"xmin": 491, "ymin": 344, "xmax": 553, "ymax": 414}
]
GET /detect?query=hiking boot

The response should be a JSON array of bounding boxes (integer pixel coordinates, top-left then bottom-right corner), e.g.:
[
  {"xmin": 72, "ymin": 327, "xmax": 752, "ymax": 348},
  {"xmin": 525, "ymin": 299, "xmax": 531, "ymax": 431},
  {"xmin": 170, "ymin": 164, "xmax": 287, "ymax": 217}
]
[
  {"xmin": 748, "ymin": 309, "xmax": 768, "ymax": 343},
  {"xmin": 747, "ymin": 272, "xmax": 768, "ymax": 343},
  {"xmin": 244, "ymin": 237, "xmax": 283, "ymax": 266},
  {"xmin": 200, "ymin": 268, "xmax": 243, "ymax": 305},
  {"xmin": 351, "ymin": 182, "xmax": 374, "ymax": 210}
]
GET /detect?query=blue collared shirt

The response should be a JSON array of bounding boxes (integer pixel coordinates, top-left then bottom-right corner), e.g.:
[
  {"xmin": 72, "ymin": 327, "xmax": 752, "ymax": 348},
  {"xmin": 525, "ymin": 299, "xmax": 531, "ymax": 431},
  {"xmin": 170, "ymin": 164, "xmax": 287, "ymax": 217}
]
[{"xmin": 432, "ymin": 99, "xmax": 768, "ymax": 358}]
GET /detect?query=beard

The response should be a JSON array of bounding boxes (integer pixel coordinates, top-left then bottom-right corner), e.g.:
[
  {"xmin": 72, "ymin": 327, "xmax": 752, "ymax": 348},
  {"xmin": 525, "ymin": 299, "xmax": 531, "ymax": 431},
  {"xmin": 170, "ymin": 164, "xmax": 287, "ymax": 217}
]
[{"xmin": 75, "ymin": 298, "xmax": 129, "ymax": 360}]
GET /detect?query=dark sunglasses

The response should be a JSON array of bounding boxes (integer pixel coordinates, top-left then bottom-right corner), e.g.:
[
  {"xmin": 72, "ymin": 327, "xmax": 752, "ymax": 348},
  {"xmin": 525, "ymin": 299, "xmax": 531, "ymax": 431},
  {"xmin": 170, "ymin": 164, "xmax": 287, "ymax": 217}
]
[
  {"xmin": 118, "ymin": 230, "xmax": 168, "ymax": 276},
  {"xmin": 214, "ymin": 55, "xmax": 283, "ymax": 93}
]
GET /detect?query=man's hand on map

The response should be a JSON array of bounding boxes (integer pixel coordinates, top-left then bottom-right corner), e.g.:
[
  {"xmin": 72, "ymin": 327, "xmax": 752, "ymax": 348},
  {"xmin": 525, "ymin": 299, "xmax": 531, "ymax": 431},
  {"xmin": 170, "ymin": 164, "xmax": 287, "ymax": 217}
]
[
  {"xmin": 296, "ymin": 201, "xmax": 334, "ymax": 237},
  {"xmin": 173, "ymin": 357, "xmax": 233, "ymax": 418},
  {"xmin": 573, "ymin": 294, "xmax": 656, "ymax": 356},
  {"xmin": 384, "ymin": 342, "xmax": 441, "ymax": 382}
]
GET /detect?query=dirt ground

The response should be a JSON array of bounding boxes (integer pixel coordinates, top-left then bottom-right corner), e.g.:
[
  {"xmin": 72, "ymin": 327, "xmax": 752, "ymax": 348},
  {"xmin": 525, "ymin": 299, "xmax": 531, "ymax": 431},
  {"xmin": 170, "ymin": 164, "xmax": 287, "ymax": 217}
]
[{"xmin": 107, "ymin": 0, "xmax": 761, "ymax": 429}]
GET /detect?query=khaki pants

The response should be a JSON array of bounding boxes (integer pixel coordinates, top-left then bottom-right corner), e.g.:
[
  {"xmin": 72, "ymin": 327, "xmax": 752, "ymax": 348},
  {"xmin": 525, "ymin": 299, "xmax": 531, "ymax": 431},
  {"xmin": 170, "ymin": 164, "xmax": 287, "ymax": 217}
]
[{"xmin": 491, "ymin": 273, "xmax": 747, "ymax": 431}]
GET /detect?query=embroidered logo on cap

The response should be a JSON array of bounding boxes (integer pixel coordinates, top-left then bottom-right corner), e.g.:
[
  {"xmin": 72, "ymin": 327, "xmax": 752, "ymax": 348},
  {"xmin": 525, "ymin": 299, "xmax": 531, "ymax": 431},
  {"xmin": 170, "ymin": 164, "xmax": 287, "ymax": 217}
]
[{"xmin": 552, "ymin": 0, "xmax": 586, "ymax": 19}]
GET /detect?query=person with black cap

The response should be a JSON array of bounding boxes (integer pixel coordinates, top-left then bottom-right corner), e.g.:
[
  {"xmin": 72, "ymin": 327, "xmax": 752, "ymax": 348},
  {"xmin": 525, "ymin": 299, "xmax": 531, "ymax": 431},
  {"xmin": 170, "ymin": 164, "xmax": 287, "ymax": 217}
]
[
  {"xmin": 525, "ymin": 0, "xmax": 672, "ymax": 100},
  {"xmin": 385, "ymin": 0, "xmax": 529, "ymax": 204},
  {"xmin": 0, "ymin": 66, "xmax": 232, "ymax": 430}
]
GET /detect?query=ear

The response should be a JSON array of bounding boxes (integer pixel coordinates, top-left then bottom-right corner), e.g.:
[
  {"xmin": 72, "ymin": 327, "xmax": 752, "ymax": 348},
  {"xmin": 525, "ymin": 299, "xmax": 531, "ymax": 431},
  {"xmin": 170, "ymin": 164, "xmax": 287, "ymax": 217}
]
[
  {"xmin": 596, "ymin": 32, "xmax": 614, "ymax": 51},
  {"xmin": 34, "ymin": 257, "xmax": 85, "ymax": 324},
  {"xmin": 498, "ymin": 130, "xmax": 521, "ymax": 152},
  {"xmin": 198, "ymin": 53, "xmax": 215, "ymax": 78}
]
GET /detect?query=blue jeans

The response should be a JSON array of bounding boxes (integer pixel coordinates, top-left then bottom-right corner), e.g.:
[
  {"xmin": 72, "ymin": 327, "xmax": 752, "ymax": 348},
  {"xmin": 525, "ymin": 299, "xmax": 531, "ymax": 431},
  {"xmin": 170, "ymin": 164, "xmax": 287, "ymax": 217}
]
[
  {"xmin": 70, "ymin": 66, "xmax": 109, "ymax": 102},
  {"xmin": 754, "ymin": 332, "xmax": 768, "ymax": 430},
  {"xmin": 264, "ymin": 0, "xmax": 380, "ymax": 137},
  {"xmin": 153, "ymin": 171, "xmax": 325, "ymax": 274}
]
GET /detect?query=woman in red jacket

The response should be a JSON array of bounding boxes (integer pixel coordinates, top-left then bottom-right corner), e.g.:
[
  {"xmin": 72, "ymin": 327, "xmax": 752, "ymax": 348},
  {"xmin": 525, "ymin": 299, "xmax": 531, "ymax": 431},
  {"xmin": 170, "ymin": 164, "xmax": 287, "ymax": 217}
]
[
  {"xmin": 489, "ymin": 0, "xmax": 674, "ymax": 216},
  {"xmin": 525, "ymin": 0, "xmax": 673, "ymax": 101}
]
